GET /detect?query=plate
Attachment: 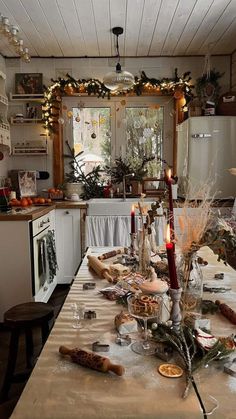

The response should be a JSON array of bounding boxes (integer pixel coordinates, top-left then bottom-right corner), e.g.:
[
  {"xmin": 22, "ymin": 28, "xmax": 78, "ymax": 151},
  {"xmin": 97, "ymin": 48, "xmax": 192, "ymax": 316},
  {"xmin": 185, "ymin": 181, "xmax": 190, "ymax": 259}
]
[{"xmin": 158, "ymin": 363, "xmax": 183, "ymax": 378}]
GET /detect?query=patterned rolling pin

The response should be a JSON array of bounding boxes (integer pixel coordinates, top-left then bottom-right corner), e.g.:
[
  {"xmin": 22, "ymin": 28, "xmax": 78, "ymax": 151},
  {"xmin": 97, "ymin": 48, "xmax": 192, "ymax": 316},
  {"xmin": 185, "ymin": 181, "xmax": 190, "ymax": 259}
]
[
  {"xmin": 98, "ymin": 248, "xmax": 125, "ymax": 260},
  {"xmin": 215, "ymin": 300, "xmax": 236, "ymax": 325},
  {"xmin": 59, "ymin": 346, "xmax": 125, "ymax": 376}
]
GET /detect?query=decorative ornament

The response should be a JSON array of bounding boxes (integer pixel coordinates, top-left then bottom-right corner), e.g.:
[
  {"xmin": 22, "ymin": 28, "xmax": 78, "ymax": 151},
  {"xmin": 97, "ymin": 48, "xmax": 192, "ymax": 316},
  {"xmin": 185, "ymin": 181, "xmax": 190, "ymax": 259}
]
[
  {"xmin": 120, "ymin": 99, "xmax": 126, "ymax": 106},
  {"xmin": 91, "ymin": 120, "xmax": 98, "ymax": 126},
  {"xmin": 174, "ymin": 88, "xmax": 184, "ymax": 100},
  {"xmin": 58, "ymin": 117, "xmax": 65, "ymax": 125},
  {"xmin": 91, "ymin": 132, "xmax": 97, "ymax": 139},
  {"xmin": 99, "ymin": 116, "xmax": 106, "ymax": 125},
  {"xmin": 67, "ymin": 111, "xmax": 73, "ymax": 119},
  {"xmin": 75, "ymin": 115, "xmax": 81, "ymax": 123}
]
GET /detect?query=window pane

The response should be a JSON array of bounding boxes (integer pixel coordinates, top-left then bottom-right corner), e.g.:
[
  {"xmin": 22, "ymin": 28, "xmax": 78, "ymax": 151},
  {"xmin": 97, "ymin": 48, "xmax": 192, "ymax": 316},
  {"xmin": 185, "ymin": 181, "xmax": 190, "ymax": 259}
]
[
  {"xmin": 72, "ymin": 107, "xmax": 111, "ymax": 175},
  {"xmin": 125, "ymin": 106, "xmax": 163, "ymax": 177}
]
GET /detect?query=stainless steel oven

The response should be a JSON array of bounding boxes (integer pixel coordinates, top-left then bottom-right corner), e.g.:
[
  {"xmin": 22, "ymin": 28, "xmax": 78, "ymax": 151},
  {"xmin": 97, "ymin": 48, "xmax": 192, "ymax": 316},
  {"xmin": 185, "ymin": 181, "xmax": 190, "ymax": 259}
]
[{"xmin": 31, "ymin": 211, "xmax": 57, "ymax": 302}]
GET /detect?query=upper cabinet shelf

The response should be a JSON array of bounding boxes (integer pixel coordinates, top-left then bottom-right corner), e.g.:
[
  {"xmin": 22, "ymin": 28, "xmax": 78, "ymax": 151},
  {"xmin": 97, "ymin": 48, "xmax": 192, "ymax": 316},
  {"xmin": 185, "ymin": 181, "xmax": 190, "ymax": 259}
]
[
  {"xmin": 9, "ymin": 93, "xmax": 44, "ymax": 102},
  {"xmin": 0, "ymin": 71, "xmax": 10, "ymax": 150},
  {"xmin": 0, "ymin": 94, "xmax": 8, "ymax": 106}
]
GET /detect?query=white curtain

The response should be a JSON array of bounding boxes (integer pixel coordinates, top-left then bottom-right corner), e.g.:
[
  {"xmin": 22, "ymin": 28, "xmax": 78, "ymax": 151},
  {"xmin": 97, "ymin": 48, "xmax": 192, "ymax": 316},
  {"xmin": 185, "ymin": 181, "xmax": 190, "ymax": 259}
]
[{"xmin": 85, "ymin": 215, "xmax": 165, "ymax": 247}]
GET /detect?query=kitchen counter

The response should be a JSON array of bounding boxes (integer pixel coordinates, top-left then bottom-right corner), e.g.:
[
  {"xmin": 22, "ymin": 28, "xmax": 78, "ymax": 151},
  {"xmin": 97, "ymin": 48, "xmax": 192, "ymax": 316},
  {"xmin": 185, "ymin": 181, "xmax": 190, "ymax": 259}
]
[{"xmin": 0, "ymin": 200, "xmax": 87, "ymax": 221}]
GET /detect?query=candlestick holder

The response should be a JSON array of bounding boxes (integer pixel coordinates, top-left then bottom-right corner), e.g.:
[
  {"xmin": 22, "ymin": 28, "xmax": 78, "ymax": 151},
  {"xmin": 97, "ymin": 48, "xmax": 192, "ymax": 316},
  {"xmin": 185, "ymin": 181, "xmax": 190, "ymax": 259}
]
[
  {"xmin": 169, "ymin": 288, "xmax": 182, "ymax": 332},
  {"xmin": 123, "ymin": 233, "xmax": 138, "ymax": 266}
]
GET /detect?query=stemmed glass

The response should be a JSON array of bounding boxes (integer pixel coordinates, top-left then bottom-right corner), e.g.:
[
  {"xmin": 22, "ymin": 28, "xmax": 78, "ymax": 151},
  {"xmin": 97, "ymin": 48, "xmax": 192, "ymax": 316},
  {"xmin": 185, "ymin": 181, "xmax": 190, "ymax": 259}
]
[
  {"xmin": 127, "ymin": 294, "xmax": 161, "ymax": 355},
  {"xmin": 70, "ymin": 303, "xmax": 85, "ymax": 329}
]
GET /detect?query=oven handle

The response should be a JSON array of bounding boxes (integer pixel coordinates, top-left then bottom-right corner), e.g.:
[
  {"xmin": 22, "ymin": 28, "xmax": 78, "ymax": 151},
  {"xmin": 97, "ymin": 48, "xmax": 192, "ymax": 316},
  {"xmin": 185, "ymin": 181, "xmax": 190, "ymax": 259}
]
[{"xmin": 35, "ymin": 226, "xmax": 50, "ymax": 241}]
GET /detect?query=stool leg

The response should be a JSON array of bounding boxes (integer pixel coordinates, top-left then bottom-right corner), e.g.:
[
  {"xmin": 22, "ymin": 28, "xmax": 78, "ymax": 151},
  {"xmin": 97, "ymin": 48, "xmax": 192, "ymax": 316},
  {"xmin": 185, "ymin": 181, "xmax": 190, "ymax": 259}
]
[
  {"xmin": 0, "ymin": 329, "xmax": 20, "ymax": 402},
  {"xmin": 41, "ymin": 321, "xmax": 50, "ymax": 346},
  {"xmin": 25, "ymin": 328, "xmax": 34, "ymax": 368}
]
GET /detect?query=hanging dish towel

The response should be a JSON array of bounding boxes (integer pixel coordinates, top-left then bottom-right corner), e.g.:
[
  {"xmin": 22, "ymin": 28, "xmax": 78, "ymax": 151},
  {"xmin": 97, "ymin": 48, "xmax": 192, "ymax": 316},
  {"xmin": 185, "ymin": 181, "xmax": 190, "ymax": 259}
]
[
  {"xmin": 38, "ymin": 237, "xmax": 47, "ymax": 286},
  {"xmin": 46, "ymin": 229, "xmax": 58, "ymax": 281}
]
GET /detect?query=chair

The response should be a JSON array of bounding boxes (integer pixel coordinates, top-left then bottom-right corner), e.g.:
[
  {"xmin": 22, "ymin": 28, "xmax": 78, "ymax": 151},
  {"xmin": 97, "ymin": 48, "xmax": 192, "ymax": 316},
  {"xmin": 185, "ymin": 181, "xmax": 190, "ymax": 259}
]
[{"xmin": 0, "ymin": 302, "xmax": 54, "ymax": 402}]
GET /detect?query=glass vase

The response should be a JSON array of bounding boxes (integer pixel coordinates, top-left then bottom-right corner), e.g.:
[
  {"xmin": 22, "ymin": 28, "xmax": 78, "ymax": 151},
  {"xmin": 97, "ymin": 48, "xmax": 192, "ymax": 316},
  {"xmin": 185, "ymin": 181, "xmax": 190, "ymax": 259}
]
[
  {"xmin": 138, "ymin": 228, "xmax": 151, "ymax": 276},
  {"xmin": 177, "ymin": 252, "xmax": 203, "ymax": 322}
]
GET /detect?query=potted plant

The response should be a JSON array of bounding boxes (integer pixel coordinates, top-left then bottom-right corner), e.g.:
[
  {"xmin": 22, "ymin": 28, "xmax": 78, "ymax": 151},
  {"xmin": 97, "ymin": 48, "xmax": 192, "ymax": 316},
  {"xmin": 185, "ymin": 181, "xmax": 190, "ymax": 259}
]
[{"xmin": 63, "ymin": 141, "xmax": 104, "ymax": 200}]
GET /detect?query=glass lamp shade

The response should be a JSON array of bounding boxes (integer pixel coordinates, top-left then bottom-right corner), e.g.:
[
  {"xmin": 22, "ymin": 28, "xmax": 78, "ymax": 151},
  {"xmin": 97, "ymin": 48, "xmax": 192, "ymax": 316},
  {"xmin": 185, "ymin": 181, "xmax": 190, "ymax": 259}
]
[{"xmin": 103, "ymin": 66, "xmax": 135, "ymax": 91}]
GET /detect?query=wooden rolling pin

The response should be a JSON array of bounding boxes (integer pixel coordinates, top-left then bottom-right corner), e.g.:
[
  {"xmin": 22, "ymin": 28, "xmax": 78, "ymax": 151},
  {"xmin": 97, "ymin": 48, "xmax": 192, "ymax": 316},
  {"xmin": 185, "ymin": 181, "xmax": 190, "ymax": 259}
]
[
  {"xmin": 98, "ymin": 248, "xmax": 126, "ymax": 260},
  {"xmin": 59, "ymin": 346, "xmax": 124, "ymax": 376},
  {"xmin": 87, "ymin": 255, "xmax": 113, "ymax": 282},
  {"xmin": 215, "ymin": 300, "xmax": 236, "ymax": 325}
]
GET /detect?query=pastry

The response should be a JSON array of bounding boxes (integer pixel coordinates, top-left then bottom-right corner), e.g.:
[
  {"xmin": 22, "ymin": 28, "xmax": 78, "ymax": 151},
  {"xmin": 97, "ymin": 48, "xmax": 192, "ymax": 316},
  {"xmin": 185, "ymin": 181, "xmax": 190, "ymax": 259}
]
[{"xmin": 114, "ymin": 311, "xmax": 138, "ymax": 334}]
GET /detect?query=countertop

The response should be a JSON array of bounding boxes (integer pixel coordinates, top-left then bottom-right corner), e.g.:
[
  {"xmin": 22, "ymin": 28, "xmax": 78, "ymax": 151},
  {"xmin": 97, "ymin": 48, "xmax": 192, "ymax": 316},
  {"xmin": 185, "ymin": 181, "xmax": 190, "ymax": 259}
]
[{"xmin": 0, "ymin": 200, "xmax": 88, "ymax": 221}]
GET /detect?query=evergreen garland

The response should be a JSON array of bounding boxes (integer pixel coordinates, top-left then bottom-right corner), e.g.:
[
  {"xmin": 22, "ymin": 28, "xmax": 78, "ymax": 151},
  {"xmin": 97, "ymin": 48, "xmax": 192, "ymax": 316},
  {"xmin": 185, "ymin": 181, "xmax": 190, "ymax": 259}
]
[{"xmin": 42, "ymin": 68, "xmax": 194, "ymax": 133}]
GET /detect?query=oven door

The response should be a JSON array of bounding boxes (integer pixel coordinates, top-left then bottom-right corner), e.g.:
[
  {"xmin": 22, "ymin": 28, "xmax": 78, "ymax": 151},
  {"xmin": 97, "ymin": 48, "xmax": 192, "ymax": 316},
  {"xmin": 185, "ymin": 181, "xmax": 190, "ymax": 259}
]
[{"xmin": 32, "ymin": 226, "xmax": 50, "ymax": 296}]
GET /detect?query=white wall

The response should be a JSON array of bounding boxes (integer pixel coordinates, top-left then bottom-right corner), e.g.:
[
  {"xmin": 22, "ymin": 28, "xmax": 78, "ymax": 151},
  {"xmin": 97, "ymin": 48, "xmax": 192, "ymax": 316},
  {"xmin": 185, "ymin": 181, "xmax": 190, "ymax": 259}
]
[
  {"xmin": 1, "ymin": 55, "xmax": 231, "ymax": 190},
  {"xmin": 231, "ymin": 51, "xmax": 236, "ymax": 90}
]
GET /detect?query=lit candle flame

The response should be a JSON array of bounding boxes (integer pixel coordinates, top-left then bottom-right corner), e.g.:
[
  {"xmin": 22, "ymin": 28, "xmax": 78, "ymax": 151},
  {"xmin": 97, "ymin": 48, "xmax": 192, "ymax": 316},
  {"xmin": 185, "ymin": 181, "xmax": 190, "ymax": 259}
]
[
  {"xmin": 166, "ymin": 224, "xmax": 170, "ymax": 243},
  {"xmin": 131, "ymin": 204, "xmax": 135, "ymax": 213},
  {"xmin": 167, "ymin": 168, "xmax": 171, "ymax": 179}
]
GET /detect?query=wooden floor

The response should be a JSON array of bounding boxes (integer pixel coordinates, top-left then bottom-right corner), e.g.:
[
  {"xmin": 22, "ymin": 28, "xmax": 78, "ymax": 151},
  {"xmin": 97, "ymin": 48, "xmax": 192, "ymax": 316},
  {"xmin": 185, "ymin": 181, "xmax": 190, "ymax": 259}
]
[{"xmin": 0, "ymin": 285, "xmax": 70, "ymax": 419}]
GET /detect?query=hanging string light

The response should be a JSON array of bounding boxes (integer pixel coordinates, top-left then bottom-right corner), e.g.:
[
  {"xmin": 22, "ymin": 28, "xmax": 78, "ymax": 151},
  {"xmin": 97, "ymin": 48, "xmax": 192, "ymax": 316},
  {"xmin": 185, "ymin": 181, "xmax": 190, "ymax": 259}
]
[{"xmin": 0, "ymin": 14, "xmax": 31, "ymax": 63}]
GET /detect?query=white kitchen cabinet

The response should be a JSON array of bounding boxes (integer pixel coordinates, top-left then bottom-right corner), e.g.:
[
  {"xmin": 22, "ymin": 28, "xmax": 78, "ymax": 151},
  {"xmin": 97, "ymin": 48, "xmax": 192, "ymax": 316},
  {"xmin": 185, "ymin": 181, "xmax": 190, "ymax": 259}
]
[
  {"xmin": 55, "ymin": 209, "xmax": 82, "ymax": 284},
  {"xmin": 0, "ymin": 71, "xmax": 10, "ymax": 150},
  {"xmin": 0, "ymin": 220, "xmax": 33, "ymax": 321}
]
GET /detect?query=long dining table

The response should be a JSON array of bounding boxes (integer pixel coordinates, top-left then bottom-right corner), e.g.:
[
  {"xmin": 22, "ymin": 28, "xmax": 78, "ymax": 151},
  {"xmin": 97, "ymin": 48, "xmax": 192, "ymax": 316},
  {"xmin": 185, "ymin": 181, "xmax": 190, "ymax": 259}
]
[{"xmin": 11, "ymin": 246, "xmax": 236, "ymax": 419}]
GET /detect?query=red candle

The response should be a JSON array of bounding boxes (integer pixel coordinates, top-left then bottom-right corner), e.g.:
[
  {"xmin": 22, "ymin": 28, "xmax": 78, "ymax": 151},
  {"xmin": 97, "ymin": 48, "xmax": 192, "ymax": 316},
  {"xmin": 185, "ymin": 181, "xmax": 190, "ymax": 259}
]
[
  {"xmin": 166, "ymin": 225, "xmax": 179, "ymax": 289},
  {"xmin": 131, "ymin": 205, "xmax": 135, "ymax": 234},
  {"xmin": 165, "ymin": 168, "xmax": 175, "ymax": 243}
]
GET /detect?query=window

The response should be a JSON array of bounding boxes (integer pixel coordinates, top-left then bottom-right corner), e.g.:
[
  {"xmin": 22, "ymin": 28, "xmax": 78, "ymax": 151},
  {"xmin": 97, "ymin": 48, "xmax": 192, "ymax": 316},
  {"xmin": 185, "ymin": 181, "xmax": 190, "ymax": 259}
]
[{"xmin": 63, "ymin": 96, "xmax": 174, "ymax": 179}]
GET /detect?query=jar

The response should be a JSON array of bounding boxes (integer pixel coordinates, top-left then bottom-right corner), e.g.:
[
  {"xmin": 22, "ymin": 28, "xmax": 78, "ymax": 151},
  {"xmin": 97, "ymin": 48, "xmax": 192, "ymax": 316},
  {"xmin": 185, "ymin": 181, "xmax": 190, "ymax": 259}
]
[{"xmin": 177, "ymin": 252, "xmax": 203, "ymax": 320}]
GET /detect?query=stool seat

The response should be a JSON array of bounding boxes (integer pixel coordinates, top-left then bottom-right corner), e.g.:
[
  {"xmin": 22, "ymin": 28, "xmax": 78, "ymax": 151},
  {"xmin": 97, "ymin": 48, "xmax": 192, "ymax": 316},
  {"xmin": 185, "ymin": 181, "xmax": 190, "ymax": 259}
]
[
  {"xmin": 4, "ymin": 302, "xmax": 54, "ymax": 327},
  {"xmin": 0, "ymin": 302, "xmax": 54, "ymax": 402}
]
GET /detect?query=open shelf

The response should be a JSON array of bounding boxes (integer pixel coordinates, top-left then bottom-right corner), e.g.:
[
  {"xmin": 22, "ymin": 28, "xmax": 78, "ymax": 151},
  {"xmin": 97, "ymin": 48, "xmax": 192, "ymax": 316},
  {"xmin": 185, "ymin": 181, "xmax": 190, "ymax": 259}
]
[
  {"xmin": 10, "ymin": 117, "xmax": 43, "ymax": 125},
  {"xmin": 9, "ymin": 93, "xmax": 44, "ymax": 102}
]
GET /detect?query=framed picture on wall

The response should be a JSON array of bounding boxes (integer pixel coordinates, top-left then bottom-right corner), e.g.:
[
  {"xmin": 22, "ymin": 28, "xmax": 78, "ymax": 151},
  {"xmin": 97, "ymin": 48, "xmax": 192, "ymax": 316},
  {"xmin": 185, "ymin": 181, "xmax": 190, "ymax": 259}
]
[{"xmin": 15, "ymin": 73, "xmax": 43, "ymax": 94}]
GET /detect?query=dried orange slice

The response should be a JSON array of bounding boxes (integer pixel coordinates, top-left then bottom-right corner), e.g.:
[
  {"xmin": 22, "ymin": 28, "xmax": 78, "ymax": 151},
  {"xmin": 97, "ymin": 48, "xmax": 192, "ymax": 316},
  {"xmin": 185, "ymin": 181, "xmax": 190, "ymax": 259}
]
[{"xmin": 158, "ymin": 363, "xmax": 183, "ymax": 378}]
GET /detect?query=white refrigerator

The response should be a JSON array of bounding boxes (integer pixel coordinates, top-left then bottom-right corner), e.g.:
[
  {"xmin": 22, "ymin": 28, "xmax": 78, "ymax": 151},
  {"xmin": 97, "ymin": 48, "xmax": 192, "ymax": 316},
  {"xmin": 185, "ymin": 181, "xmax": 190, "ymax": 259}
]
[{"xmin": 177, "ymin": 116, "xmax": 236, "ymax": 199}]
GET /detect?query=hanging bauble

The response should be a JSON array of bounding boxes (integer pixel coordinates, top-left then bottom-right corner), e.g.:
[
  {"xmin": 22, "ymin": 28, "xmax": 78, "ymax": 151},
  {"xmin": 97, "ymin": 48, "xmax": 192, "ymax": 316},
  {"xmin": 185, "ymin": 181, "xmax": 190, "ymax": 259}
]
[
  {"xmin": 91, "ymin": 132, "xmax": 96, "ymax": 139},
  {"xmin": 58, "ymin": 117, "xmax": 65, "ymax": 125},
  {"xmin": 174, "ymin": 88, "xmax": 184, "ymax": 100},
  {"xmin": 64, "ymin": 85, "xmax": 74, "ymax": 95},
  {"xmin": 67, "ymin": 111, "xmax": 73, "ymax": 119},
  {"xmin": 75, "ymin": 115, "xmax": 81, "ymax": 123}
]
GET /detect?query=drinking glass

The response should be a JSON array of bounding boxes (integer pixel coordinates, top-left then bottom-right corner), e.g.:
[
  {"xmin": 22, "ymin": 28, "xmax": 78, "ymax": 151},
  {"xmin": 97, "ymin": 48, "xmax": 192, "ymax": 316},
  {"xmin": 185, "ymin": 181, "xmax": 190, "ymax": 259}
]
[
  {"xmin": 70, "ymin": 303, "xmax": 85, "ymax": 329},
  {"xmin": 127, "ymin": 294, "xmax": 161, "ymax": 355}
]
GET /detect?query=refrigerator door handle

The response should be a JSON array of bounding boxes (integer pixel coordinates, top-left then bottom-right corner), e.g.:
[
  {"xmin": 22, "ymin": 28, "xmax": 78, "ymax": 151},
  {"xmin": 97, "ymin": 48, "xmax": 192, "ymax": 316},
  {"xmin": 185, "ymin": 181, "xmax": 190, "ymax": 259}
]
[{"xmin": 191, "ymin": 133, "xmax": 212, "ymax": 139}]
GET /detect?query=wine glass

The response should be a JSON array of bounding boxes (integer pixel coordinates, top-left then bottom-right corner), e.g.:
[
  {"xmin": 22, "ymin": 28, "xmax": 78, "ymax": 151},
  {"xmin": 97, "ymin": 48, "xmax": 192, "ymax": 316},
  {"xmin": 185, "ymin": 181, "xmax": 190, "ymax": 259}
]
[
  {"xmin": 127, "ymin": 294, "xmax": 161, "ymax": 355},
  {"xmin": 70, "ymin": 303, "xmax": 85, "ymax": 329}
]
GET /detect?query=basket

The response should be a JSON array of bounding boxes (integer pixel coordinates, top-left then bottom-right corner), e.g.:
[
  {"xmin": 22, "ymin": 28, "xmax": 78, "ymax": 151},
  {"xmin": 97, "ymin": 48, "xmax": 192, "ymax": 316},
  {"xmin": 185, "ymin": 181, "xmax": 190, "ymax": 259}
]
[{"xmin": 216, "ymin": 92, "xmax": 236, "ymax": 115}]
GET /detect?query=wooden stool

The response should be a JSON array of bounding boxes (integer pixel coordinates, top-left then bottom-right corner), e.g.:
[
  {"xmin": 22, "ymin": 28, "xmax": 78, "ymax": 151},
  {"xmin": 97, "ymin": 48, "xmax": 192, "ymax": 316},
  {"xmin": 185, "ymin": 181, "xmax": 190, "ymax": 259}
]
[{"xmin": 0, "ymin": 302, "xmax": 54, "ymax": 402}]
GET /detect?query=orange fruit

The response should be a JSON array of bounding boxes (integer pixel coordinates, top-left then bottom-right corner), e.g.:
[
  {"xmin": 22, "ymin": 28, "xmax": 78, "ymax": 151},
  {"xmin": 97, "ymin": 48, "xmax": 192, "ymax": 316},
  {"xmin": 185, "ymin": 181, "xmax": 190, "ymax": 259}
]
[
  {"xmin": 48, "ymin": 188, "xmax": 55, "ymax": 193},
  {"xmin": 27, "ymin": 198, "xmax": 33, "ymax": 205},
  {"xmin": 38, "ymin": 198, "xmax": 45, "ymax": 204},
  {"xmin": 21, "ymin": 198, "xmax": 28, "ymax": 207}
]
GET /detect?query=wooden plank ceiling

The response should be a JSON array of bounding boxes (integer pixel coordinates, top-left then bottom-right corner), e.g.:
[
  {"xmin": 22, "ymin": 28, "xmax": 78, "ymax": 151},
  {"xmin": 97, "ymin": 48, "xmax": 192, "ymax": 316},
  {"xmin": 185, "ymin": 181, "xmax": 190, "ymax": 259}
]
[{"xmin": 0, "ymin": 0, "xmax": 235, "ymax": 58}]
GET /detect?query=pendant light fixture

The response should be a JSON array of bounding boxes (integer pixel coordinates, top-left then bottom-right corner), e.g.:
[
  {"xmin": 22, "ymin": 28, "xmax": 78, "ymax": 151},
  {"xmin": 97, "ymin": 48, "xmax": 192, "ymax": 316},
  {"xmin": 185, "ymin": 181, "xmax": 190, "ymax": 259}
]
[{"xmin": 103, "ymin": 27, "xmax": 135, "ymax": 91}]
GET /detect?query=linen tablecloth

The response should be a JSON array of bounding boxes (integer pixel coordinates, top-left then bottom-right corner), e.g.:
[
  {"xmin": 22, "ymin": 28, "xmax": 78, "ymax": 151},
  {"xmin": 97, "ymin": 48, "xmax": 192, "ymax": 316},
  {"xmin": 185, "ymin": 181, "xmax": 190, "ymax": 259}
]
[{"xmin": 11, "ymin": 247, "xmax": 236, "ymax": 419}]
